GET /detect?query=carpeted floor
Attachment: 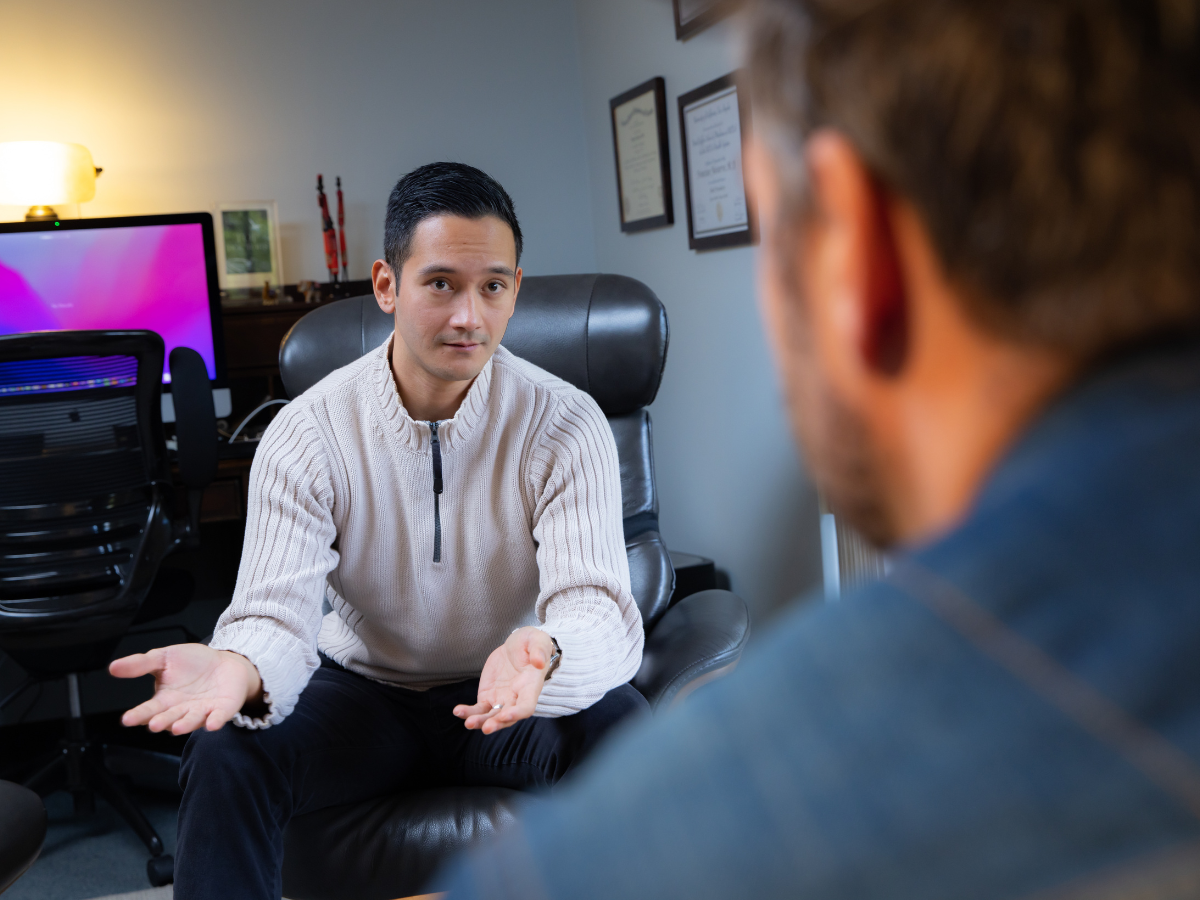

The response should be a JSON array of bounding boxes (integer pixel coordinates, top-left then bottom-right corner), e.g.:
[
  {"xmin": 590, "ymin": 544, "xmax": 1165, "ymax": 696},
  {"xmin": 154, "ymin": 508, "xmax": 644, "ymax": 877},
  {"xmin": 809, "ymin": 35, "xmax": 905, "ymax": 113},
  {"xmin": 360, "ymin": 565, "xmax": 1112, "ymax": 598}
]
[
  {"xmin": 7, "ymin": 787, "xmax": 180, "ymax": 900},
  {"xmin": 0, "ymin": 588, "xmax": 234, "ymax": 900},
  {"xmin": 84, "ymin": 889, "xmax": 174, "ymax": 900}
]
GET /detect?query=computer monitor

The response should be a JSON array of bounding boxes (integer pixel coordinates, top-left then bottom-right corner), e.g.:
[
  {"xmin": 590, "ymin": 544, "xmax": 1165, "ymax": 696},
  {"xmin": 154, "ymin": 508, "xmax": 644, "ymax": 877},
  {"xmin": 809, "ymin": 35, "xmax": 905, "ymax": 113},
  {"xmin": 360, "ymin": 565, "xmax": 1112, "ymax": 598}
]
[{"xmin": 0, "ymin": 213, "xmax": 231, "ymax": 419}]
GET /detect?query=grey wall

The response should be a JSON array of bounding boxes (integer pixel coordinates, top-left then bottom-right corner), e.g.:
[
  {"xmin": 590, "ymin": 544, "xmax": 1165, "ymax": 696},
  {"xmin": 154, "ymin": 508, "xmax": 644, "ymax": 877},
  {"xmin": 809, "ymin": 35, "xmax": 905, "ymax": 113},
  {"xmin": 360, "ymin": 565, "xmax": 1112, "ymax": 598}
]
[
  {"xmin": 0, "ymin": 0, "xmax": 821, "ymax": 633},
  {"xmin": 0, "ymin": 0, "xmax": 602, "ymax": 726},
  {"xmin": 0, "ymin": 0, "xmax": 597, "ymax": 279},
  {"xmin": 573, "ymin": 0, "xmax": 823, "ymax": 621}
]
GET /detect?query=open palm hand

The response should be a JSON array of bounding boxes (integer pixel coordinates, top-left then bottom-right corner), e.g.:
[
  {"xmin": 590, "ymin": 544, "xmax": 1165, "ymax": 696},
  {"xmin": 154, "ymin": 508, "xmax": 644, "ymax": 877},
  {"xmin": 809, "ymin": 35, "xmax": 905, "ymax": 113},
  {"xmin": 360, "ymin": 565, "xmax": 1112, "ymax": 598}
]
[
  {"xmin": 454, "ymin": 627, "xmax": 557, "ymax": 734},
  {"xmin": 109, "ymin": 643, "xmax": 263, "ymax": 735}
]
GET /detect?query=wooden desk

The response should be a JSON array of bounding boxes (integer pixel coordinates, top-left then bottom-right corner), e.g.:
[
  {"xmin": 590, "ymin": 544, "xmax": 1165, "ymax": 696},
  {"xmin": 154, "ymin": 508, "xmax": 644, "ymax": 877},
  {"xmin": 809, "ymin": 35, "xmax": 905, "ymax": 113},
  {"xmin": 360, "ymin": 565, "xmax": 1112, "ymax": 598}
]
[
  {"xmin": 200, "ymin": 457, "xmax": 255, "ymax": 522},
  {"xmin": 206, "ymin": 297, "xmax": 355, "ymax": 523},
  {"xmin": 219, "ymin": 279, "xmax": 372, "ymax": 381},
  {"xmin": 218, "ymin": 289, "xmax": 370, "ymax": 428},
  {"xmin": 221, "ymin": 302, "xmax": 323, "ymax": 380}
]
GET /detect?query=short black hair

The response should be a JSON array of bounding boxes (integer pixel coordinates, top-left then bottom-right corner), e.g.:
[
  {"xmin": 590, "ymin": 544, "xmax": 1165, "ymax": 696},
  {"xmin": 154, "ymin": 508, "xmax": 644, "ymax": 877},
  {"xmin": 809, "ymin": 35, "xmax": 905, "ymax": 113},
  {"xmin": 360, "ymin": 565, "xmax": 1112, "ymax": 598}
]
[
  {"xmin": 743, "ymin": 0, "xmax": 1200, "ymax": 360},
  {"xmin": 383, "ymin": 162, "xmax": 523, "ymax": 275}
]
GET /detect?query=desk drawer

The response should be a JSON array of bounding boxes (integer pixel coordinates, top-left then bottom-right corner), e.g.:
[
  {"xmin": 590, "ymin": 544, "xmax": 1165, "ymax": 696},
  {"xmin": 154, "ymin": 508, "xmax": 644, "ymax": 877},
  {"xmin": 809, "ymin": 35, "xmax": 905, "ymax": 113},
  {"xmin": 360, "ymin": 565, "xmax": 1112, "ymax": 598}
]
[
  {"xmin": 222, "ymin": 310, "xmax": 309, "ymax": 376},
  {"xmin": 201, "ymin": 478, "xmax": 243, "ymax": 522}
]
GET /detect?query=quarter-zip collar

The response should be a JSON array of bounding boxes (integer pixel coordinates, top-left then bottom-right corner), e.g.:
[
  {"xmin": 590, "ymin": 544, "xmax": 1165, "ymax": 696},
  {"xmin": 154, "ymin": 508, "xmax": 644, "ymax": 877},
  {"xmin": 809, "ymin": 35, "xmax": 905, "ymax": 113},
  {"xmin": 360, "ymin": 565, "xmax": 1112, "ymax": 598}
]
[
  {"xmin": 370, "ymin": 334, "xmax": 496, "ymax": 454},
  {"xmin": 429, "ymin": 420, "xmax": 443, "ymax": 563}
]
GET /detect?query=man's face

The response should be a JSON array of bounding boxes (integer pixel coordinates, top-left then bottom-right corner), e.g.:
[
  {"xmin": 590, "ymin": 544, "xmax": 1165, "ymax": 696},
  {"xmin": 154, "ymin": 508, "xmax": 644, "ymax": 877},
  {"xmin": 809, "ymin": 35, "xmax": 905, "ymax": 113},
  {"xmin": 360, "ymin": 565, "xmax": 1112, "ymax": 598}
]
[
  {"xmin": 747, "ymin": 138, "xmax": 900, "ymax": 547},
  {"xmin": 383, "ymin": 214, "xmax": 521, "ymax": 387}
]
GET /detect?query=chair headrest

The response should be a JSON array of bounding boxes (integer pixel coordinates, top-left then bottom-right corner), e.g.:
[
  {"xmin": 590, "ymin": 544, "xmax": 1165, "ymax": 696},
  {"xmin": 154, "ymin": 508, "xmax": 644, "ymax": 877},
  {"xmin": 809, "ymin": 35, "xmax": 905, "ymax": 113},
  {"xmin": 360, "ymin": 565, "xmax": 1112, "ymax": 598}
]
[{"xmin": 279, "ymin": 274, "xmax": 668, "ymax": 416}]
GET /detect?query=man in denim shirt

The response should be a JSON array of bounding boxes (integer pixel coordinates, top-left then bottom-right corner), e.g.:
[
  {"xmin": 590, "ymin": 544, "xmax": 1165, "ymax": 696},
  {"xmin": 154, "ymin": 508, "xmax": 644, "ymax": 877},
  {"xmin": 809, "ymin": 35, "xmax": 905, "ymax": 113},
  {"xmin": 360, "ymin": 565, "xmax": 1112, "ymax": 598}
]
[{"xmin": 438, "ymin": 0, "xmax": 1200, "ymax": 897}]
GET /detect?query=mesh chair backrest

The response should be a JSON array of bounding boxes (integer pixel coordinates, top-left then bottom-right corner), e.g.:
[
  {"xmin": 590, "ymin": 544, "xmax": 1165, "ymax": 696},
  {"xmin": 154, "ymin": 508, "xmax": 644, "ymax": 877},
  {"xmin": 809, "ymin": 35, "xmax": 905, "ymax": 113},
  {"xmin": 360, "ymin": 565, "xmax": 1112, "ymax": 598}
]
[
  {"xmin": 1, "ymin": 355, "xmax": 146, "ymax": 505},
  {"xmin": 0, "ymin": 332, "xmax": 169, "ymax": 620}
]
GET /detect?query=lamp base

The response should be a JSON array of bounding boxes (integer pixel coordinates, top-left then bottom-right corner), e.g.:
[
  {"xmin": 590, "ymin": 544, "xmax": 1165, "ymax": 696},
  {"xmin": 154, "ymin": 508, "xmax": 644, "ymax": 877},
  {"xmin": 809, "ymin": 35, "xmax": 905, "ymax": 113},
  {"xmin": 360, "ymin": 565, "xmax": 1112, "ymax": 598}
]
[{"xmin": 25, "ymin": 205, "xmax": 59, "ymax": 222}]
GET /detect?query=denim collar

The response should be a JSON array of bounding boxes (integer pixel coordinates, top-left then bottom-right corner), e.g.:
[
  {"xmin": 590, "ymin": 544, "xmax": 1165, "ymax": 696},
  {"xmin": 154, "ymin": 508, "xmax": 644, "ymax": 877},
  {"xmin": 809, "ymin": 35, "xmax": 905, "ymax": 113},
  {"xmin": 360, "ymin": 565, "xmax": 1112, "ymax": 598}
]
[{"xmin": 971, "ymin": 337, "xmax": 1200, "ymax": 523}]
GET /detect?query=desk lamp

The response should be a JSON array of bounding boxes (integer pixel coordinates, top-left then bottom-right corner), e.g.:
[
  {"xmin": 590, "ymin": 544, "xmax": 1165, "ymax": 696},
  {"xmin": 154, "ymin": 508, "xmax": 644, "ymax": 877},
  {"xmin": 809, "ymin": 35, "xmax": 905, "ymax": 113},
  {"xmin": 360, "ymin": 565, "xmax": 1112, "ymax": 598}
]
[{"xmin": 0, "ymin": 141, "xmax": 102, "ymax": 221}]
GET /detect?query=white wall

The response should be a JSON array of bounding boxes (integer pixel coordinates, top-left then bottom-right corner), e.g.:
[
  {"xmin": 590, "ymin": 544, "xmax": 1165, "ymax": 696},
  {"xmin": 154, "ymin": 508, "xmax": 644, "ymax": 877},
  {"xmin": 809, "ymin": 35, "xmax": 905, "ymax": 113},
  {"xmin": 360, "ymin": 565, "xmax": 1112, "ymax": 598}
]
[
  {"xmin": 573, "ymin": 0, "xmax": 823, "ymax": 621},
  {"xmin": 0, "ymin": 0, "xmax": 597, "ymax": 279}
]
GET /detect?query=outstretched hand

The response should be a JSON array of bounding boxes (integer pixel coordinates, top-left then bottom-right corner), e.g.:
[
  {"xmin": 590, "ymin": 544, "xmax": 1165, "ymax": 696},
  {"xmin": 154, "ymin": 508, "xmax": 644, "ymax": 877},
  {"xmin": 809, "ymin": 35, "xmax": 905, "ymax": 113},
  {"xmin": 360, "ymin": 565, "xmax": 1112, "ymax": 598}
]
[
  {"xmin": 454, "ymin": 627, "xmax": 556, "ymax": 734},
  {"xmin": 109, "ymin": 644, "xmax": 264, "ymax": 735}
]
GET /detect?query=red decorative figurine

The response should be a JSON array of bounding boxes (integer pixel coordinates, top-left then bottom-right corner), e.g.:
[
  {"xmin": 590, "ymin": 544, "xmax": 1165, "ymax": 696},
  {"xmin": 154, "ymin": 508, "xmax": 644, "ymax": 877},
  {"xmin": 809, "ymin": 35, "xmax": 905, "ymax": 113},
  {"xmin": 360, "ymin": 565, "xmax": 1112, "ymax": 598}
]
[
  {"xmin": 316, "ymin": 174, "xmax": 339, "ymax": 283},
  {"xmin": 336, "ymin": 176, "xmax": 348, "ymax": 281}
]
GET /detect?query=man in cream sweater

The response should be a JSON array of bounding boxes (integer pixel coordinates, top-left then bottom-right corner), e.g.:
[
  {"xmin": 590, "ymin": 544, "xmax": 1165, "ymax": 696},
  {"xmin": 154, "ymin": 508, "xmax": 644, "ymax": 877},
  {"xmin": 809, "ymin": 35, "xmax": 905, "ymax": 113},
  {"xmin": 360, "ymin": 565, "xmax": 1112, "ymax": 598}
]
[{"xmin": 110, "ymin": 162, "xmax": 647, "ymax": 900}]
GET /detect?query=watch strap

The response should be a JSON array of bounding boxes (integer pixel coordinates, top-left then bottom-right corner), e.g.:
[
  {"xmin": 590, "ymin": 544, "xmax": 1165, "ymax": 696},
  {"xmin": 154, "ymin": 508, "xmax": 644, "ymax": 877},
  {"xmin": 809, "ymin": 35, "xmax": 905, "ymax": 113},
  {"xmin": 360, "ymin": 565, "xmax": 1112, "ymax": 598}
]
[{"xmin": 545, "ymin": 636, "xmax": 562, "ymax": 681}]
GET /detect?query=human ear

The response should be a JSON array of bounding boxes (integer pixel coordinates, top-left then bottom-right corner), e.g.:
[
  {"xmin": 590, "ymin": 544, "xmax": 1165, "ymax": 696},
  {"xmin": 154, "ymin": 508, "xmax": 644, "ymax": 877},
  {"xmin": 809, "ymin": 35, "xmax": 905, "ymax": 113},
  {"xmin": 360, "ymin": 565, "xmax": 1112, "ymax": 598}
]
[
  {"xmin": 806, "ymin": 131, "xmax": 909, "ymax": 379},
  {"xmin": 372, "ymin": 260, "xmax": 397, "ymax": 315},
  {"xmin": 508, "ymin": 268, "xmax": 522, "ymax": 320},
  {"xmin": 860, "ymin": 177, "xmax": 907, "ymax": 376}
]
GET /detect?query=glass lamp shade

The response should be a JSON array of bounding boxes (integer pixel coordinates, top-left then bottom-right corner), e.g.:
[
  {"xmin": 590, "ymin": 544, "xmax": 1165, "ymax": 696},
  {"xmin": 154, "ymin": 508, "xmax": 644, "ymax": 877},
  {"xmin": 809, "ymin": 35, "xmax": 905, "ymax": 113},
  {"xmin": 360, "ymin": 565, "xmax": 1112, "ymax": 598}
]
[{"xmin": 0, "ymin": 141, "xmax": 98, "ymax": 206}]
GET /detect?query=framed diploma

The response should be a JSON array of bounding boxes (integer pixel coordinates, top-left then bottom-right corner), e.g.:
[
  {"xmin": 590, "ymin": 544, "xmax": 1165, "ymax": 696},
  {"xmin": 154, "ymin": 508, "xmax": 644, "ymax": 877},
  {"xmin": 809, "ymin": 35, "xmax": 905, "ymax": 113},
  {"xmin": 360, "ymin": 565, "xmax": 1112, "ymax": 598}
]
[
  {"xmin": 673, "ymin": 0, "xmax": 732, "ymax": 40},
  {"xmin": 678, "ymin": 72, "xmax": 756, "ymax": 251},
  {"xmin": 610, "ymin": 77, "xmax": 674, "ymax": 233}
]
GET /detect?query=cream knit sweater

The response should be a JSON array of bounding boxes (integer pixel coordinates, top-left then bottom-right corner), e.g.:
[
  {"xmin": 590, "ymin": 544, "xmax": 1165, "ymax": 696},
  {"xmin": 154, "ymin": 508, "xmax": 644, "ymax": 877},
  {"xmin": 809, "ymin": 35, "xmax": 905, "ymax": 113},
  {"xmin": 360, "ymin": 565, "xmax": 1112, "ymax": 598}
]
[{"xmin": 210, "ymin": 337, "xmax": 644, "ymax": 728}]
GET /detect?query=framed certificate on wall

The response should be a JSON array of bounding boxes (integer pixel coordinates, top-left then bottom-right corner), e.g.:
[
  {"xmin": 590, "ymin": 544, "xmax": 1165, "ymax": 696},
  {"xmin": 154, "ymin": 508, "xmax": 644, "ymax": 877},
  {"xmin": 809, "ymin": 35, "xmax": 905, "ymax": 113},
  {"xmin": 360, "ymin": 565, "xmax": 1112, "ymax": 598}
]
[
  {"xmin": 610, "ymin": 77, "xmax": 674, "ymax": 233},
  {"xmin": 678, "ymin": 72, "xmax": 756, "ymax": 251},
  {"xmin": 674, "ymin": 0, "xmax": 732, "ymax": 40}
]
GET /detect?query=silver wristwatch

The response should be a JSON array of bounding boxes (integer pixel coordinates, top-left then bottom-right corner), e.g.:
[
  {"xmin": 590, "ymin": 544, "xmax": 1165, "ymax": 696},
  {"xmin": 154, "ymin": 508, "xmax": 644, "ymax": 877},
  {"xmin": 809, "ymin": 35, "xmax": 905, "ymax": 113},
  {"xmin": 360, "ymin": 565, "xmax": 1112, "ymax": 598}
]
[{"xmin": 511, "ymin": 628, "xmax": 562, "ymax": 680}]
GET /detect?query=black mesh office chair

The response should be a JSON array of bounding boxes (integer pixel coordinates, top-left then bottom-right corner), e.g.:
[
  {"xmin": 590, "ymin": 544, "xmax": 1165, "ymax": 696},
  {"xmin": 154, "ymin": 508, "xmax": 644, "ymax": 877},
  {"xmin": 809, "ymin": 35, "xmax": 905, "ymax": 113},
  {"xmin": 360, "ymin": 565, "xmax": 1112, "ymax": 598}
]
[
  {"xmin": 0, "ymin": 330, "xmax": 217, "ymax": 887},
  {"xmin": 275, "ymin": 274, "xmax": 751, "ymax": 900}
]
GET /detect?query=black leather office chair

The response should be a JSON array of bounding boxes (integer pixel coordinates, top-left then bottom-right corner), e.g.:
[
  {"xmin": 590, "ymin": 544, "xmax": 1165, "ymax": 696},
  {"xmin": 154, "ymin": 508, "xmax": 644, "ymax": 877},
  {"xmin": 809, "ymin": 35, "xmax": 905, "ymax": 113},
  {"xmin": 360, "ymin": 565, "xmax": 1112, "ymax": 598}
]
[
  {"xmin": 276, "ymin": 274, "xmax": 751, "ymax": 900},
  {"xmin": 0, "ymin": 331, "xmax": 217, "ymax": 888},
  {"xmin": 0, "ymin": 780, "xmax": 45, "ymax": 894}
]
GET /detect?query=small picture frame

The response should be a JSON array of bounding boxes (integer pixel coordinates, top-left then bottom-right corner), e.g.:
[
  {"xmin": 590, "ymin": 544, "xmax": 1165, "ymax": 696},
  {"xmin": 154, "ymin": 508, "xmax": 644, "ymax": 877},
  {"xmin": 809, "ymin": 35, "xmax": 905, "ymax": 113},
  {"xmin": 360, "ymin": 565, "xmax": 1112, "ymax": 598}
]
[
  {"xmin": 610, "ymin": 77, "xmax": 674, "ymax": 233},
  {"xmin": 673, "ymin": 0, "xmax": 732, "ymax": 40},
  {"xmin": 678, "ymin": 72, "xmax": 756, "ymax": 251},
  {"xmin": 214, "ymin": 201, "xmax": 283, "ymax": 289}
]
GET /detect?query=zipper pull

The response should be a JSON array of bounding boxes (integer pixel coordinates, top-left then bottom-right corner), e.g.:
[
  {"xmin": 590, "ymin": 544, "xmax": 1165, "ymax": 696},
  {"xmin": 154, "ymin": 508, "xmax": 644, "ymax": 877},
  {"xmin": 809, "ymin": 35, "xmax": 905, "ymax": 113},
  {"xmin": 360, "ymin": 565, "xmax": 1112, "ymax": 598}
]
[
  {"xmin": 430, "ymin": 421, "xmax": 443, "ymax": 495},
  {"xmin": 430, "ymin": 421, "xmax": 442, "ymax": 562}
]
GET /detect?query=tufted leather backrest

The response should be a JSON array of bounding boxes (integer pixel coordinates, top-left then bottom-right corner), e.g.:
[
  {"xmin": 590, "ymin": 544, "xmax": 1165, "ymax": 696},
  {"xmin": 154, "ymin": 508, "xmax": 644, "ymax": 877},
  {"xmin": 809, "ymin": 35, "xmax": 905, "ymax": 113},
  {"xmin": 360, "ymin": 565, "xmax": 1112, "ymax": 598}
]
[
  {"xmin": 278, "ymin": 274, "xmax": 675, "ymax": 629},
  {"xmin": 278, "ymin": 274, "xmax": 668, "ymax": 416}
]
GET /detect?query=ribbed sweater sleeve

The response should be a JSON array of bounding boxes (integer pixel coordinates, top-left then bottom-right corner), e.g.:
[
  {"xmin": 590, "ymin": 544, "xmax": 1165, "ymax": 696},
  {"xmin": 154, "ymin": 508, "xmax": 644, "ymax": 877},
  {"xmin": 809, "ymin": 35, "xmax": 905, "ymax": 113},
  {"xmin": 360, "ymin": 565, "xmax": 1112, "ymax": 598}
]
[
  {"xmin": 208, "ymin": 403, "xmax": 339, "ymax": 728},
  {"xmin": 529, "ymin": 393, "xmax": 644, "ymax": 716}
]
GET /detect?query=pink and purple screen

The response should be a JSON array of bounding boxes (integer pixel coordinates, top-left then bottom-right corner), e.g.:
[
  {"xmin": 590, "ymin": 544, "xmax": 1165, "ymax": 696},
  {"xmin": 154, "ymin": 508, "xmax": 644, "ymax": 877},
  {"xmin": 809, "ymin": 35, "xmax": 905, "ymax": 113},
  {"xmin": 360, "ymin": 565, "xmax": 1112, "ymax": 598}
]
[{"xmin": 0, "ymin": 223, "xmax": 216, "ymax": 383}]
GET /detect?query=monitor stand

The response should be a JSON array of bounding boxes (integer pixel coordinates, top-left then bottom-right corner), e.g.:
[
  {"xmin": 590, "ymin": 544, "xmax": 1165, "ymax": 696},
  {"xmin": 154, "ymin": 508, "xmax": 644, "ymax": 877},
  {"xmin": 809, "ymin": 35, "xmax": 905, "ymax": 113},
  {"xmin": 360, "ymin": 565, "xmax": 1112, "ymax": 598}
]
[{"xmin": 161, "ymin": 388, "xmax": 231, "ymax": 423}]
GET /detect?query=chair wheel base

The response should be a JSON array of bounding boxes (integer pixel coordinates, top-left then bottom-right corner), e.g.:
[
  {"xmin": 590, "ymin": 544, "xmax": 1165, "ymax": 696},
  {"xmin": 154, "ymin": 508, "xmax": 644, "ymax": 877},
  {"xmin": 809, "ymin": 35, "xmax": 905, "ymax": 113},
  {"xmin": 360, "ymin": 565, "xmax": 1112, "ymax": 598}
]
[{"xmin": 147, "ymin": 854, "xmax": 174, "ymax": 887}]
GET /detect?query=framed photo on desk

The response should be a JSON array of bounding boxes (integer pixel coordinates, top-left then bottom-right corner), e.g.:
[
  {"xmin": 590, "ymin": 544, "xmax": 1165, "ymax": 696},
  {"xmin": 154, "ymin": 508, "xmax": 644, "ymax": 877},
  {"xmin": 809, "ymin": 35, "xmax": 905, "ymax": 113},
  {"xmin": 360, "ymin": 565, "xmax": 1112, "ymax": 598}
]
[
  {"xmin": 678, "ymin": 72, "xmax": 756, "ymax": 251},
  {"xmin": 610, "ymin": 77, "xmax": 673, "ymax": 233},
  {"xmin": 214, "ymin": 201, "xmax": 283, "ymax": 290}
]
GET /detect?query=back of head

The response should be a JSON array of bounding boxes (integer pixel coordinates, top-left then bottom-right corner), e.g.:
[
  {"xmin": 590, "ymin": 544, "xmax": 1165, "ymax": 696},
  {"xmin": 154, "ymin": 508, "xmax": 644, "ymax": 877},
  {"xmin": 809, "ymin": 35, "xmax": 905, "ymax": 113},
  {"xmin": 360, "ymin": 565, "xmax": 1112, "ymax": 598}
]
[
  {"xmin": 384, "ymin": 161, "xmax": 523, "ymax": 276},
  {"xmin": 742, "ymin": 0, "xmax": 1200, "ymax": 360}
]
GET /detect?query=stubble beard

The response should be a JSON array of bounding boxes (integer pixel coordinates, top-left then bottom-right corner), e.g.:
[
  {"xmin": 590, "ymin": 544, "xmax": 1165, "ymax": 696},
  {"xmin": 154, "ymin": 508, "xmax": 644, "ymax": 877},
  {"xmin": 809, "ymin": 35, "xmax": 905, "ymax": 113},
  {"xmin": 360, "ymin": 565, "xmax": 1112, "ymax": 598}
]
[{"xmin": 774, "ymin": 259, "xmax": 900, "ymax": 550}]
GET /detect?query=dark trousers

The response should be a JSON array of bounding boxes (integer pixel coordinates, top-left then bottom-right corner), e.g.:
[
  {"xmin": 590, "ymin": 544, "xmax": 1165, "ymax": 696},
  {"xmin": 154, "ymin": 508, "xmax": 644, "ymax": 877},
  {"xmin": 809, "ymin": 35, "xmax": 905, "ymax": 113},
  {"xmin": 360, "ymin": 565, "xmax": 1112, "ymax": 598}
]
[{"xmin": 174, "ymin": 657, "xmax": 648, "ymax": 900}]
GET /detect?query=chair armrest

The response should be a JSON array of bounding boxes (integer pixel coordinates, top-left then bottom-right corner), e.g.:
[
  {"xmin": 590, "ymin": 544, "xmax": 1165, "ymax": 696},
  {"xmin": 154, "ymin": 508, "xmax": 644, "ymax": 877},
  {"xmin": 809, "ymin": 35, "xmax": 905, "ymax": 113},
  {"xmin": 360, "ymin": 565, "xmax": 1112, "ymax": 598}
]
[
  {"xmin": 169, "ymin": 346, "xmax": 218, "ymax": 550},
  {"xmin": 169, "ymin": 347, "xmax": 217, "ymax": 491},
  {"xmin": 633, "ymin": 589, "xmax": 750, "ymax": 711},
  {"xmin": 0, "ymin": 780, "xmax": 45, "ymax": 894}
]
